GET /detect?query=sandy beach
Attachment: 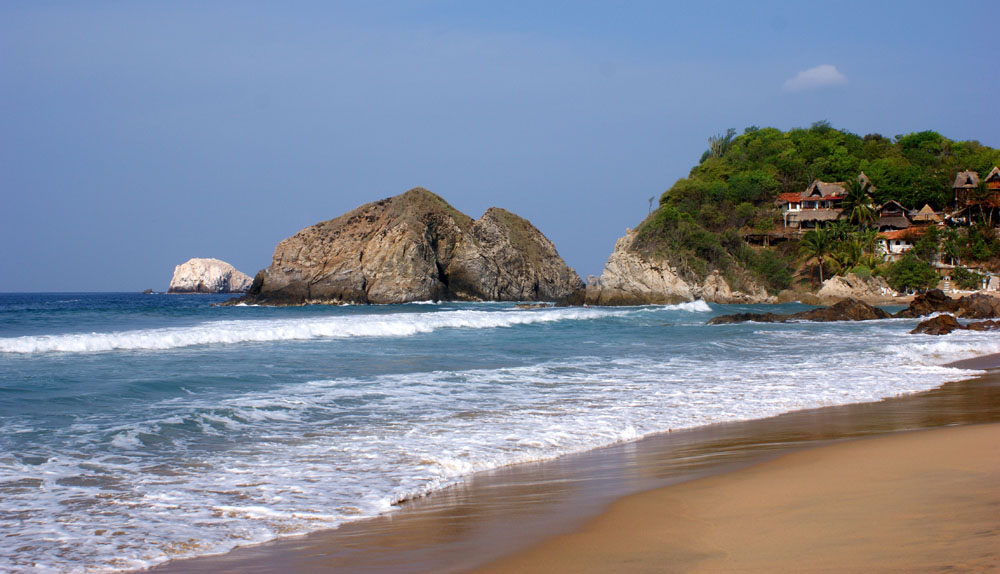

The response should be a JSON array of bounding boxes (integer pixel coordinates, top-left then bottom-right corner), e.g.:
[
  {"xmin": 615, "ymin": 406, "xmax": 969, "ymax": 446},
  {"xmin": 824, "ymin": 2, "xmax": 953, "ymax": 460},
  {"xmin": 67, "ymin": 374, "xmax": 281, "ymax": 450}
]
[
  {"xmin": 150, "ymin": 359, "xmax": 1000, "ymax": 574},
  {"xmin": 473, "ymin": 423, "xmax": 1000, "ymax": 573}
]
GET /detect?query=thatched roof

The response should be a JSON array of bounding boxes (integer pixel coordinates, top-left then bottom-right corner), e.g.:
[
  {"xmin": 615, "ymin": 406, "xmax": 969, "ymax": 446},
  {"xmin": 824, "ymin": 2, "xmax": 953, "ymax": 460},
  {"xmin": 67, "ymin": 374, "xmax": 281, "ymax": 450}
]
[
  {"xmin": 878, "ymin": 216, "xmax": 910, "ymax": 230},
  {"xmin": 953, "ymin": 170, "xmax": 980, "ymax": 189},
  {"xmin": 802, "ymin": 180, "xmax": 847, "ymax": 199},
  {"xmin": 858, "ymin": 171, "xmax": 876, "ymax": 191},
  {"xmin": 987, "ymin": 166, "xmax": 1000, "ymax": 182},
  {"xmin": 911, "ymin": 204, "xmax": 943, "ymax": 223},
  {"xmin": 791, "ymin": 209, "xmax": 842, "ymax": 222}
]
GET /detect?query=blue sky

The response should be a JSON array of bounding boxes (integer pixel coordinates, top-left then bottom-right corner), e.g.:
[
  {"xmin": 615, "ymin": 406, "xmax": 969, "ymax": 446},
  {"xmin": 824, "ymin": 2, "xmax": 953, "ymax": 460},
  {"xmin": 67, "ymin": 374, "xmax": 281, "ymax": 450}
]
[{"xmin": 2, "ymin": 1, "xmax": 998, "ymax": 291}]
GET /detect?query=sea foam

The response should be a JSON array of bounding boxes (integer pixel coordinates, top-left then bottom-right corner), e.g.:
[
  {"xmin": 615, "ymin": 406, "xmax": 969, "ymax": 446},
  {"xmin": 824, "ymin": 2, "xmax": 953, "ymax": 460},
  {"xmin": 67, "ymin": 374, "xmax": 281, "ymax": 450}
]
[{"xmin": 0, "ymin": 307, "xmax": 627, "ymax": 354}]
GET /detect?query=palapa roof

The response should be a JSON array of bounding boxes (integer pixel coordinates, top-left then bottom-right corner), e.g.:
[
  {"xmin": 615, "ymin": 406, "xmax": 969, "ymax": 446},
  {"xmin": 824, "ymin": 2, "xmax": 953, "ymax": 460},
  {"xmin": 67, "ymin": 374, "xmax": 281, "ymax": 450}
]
[
  {"xmin": 802, "ymin": 180, "xmax": 847, "ymax": 200},
  {"xmin": 953, "ymin": 170, "xmax": 980, "ymax": 189},
  {"xmin": 791, "ymin": 209, "xmax": 841, "ymax": 222},
  {"xmin": 878, "ymin": 216, "xmax": 911, "ymax": 230},
  {"xmin": 911, "ymin": 204, "xmax": 943, "ymax": 223},
  {"xmin": 858, "ymin": 171, "xmax": 875, "ymax": 191},
  {"xmin": 986, "ymin": 166, "xmax": 1000, "ymax": 182},
  {"xmin": 878, "ymin": 200, "xmax": 908, "ymax": 215}
]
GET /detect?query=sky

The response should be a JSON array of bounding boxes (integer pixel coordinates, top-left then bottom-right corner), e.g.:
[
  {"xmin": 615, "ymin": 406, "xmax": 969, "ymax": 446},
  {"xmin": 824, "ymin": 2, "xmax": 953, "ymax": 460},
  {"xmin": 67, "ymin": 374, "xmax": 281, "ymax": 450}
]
[{"xmin": 2, "ymin": 1, "xmax": 999, "ymax": 292}]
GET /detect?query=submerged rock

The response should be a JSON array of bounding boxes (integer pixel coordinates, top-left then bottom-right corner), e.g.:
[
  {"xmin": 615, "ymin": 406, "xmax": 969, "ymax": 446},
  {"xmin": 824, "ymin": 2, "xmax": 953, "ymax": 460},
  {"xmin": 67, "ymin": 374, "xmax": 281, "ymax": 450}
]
[
  {"xmin": 234, "ymin": 187, "xmax": 583, "ymax": 305},
  {"xmin": 707, "ymin": 298, "xmax": 891, "ymax": 325},
  {"xmin": 168, "ymin": 258, "xmax": 253, "ymax": 294}
]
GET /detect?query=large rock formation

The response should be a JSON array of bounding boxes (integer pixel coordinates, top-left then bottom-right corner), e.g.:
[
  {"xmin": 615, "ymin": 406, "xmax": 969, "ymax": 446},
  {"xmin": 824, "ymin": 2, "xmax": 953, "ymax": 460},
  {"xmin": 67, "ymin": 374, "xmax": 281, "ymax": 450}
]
[
  {"xmin": 168, "ymin": 258, "xmax": 253, "ymax": 294},
  {"xmin": 235, "ymin": 188, "xmax": 584, "ymax": 305},
  {"xmin": 585, "ymin": 229, "xmax": 771, "ymax": 305}
]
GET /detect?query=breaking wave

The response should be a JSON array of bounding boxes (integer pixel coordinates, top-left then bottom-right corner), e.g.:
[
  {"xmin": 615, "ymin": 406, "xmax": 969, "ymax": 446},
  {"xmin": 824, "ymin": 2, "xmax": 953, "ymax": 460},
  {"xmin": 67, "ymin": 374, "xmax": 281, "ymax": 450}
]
[{"xmin": 0, "ymin": 307, "xmax": 629, "ymax": 354}]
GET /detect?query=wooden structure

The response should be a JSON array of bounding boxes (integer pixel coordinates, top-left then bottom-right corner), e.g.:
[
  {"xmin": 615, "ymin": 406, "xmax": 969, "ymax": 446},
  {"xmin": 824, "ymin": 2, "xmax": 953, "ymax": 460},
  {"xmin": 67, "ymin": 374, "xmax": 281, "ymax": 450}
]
[
  {"xmin": 876, "ymin": 200, "xmax": 910, "ymax": 230},
  {"xmin": 953, "ymin": 170, "xmax": 981, "ymax": 208},
  {"xmin": 775, "ymin": 179, "xmax": 847, "ymax": 229}
]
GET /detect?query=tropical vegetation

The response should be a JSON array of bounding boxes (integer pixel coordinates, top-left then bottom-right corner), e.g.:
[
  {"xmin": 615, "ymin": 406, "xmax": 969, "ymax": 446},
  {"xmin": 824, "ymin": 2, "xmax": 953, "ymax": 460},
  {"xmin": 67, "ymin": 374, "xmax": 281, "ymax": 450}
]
[{"xmin": 637, "ymin": 123, "xmax": 1000, "ymax": 294}]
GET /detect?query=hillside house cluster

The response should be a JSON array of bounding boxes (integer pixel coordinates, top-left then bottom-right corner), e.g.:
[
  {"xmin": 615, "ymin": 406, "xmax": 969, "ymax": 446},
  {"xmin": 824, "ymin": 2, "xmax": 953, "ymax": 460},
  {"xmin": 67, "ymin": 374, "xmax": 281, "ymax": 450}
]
[
  {"xmin": 763, "ymin": 166, "xmax": 1000, "ymax": 291},
  {"xmin": 772, "ymin": 167, "xmax": 1000, "ymax": 257}
]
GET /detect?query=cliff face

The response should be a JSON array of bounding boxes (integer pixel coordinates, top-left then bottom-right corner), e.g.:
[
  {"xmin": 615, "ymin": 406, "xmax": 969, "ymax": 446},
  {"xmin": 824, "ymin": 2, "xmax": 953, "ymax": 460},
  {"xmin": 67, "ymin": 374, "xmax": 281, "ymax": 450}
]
[
  {"xmin": 168, "ymin": 258, "xmax": 253, "ymax": 294},
  {"xmin": 585, "ymin": 229, "xmax": 771, "ymax": 305},
  {"xmin": 239, "ymin": 188, "xmax": 583, "ymax": 305}
]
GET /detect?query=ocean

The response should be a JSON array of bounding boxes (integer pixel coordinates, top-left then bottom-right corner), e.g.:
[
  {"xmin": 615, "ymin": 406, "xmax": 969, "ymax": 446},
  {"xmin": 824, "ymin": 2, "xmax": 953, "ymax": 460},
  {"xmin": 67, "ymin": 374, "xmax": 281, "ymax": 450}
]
[{"xmin": 0, "ymin": 292, "xmax": 994, "ymax": 573}]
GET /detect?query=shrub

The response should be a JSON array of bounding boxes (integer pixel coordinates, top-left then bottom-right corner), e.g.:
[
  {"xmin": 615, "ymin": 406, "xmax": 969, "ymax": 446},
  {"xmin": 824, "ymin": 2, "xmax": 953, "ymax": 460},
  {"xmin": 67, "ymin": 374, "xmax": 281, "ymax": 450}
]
[{"xmin": 885, "ymin": 254, "xmax": 939, "ymax": 293}]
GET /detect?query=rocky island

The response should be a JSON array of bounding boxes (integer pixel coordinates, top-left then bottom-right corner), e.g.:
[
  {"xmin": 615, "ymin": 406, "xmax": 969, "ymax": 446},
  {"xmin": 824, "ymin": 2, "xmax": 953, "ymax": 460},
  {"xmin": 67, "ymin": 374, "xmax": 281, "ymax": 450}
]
[
  {"xmin": 233, "ymin": 187, "xmax": 583, "ymax": 305},
  {"xmin": 168, "ymin": 258, "xmax": 253, "ymax": 294}
]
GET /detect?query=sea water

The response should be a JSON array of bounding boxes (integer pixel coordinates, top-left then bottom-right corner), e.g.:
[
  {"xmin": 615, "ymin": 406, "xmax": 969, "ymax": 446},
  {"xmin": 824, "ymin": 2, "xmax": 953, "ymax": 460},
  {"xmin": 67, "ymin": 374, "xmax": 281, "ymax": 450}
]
[{"xmin": 0, "ymin": 292, "xmax": 994, "ymax": 573}]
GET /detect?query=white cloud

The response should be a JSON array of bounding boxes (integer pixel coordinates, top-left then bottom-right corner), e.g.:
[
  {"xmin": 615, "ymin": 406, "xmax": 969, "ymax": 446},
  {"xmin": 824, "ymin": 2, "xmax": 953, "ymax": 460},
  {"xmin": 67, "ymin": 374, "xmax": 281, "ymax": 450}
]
[{"xmin": 783, "ymin": 64, "xmax": 847, "ymax": 92}]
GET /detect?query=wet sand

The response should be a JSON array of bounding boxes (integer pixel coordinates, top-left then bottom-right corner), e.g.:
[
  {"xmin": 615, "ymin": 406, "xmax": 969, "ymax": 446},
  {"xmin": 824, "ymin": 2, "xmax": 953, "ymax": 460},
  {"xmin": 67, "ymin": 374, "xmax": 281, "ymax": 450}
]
[
  {"xmin": 150, "ymin": 357, "xmax": 1000, "ymax": 573},
  {"xmin": 474, "ymin": 423, "xmax": 1000, "ymax": 573}
]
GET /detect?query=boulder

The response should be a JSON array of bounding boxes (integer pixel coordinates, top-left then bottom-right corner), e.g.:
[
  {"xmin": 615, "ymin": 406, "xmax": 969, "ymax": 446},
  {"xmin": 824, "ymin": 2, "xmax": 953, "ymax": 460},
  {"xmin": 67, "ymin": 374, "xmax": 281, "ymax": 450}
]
[
  {"xmin": 895, "ymin": 289, "xmax": 1000, "ymax": 319},
  {"xmin": 910, "ymin": 314, "xmax": 962, "ymax": 335},
  {"xmin": 234, "ymin": 188, "xmax": 583, "ymax": 305},
  {"xmin": 168, "ymin": 258, "xmax": 253, "ymax": 294},
  {"xmin": 707, "ymin": 298, "xmax": 891, "ymax": 325},
  {"xmin": 815, "ymin": 273, "xmax": 897, "ymax": 304},
  {"xmin": 911, "ymin": 314, "xmax": 1000, "ymax": 335},
  {"xmin": 894, "ymin": 289, "xmax": 958, "ymax": 318}
]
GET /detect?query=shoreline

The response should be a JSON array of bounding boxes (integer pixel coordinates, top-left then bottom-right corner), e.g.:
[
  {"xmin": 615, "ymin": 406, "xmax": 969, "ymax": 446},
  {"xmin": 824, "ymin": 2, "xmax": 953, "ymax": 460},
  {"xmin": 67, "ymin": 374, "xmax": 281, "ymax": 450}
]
[
  {"xmin": 148, "ymin": 354, "xmax": 1000, "ymax": 573},
  {"xmin": 473, "ymin": 422, "xmax": 1000, "ymax": 573}
]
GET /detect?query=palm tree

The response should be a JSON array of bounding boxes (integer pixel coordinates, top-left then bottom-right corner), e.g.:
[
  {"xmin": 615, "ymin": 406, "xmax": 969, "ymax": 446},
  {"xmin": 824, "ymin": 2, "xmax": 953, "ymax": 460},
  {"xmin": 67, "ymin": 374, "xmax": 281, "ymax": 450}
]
[
  {"xmin": 799, "ymin": 228, "xmax": 833, "ymax": 283},
  {"xmin": 841, "ymin": 178, "xmax": 876, "ymax": 229}
]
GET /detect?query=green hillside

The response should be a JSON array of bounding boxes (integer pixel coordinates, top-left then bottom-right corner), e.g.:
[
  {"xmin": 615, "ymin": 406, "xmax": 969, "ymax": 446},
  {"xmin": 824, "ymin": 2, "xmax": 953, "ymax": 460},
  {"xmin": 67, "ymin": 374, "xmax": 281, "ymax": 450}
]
[{"xmin": 636, "ymin": 123, "xmax": 1000, "ymax": 294}]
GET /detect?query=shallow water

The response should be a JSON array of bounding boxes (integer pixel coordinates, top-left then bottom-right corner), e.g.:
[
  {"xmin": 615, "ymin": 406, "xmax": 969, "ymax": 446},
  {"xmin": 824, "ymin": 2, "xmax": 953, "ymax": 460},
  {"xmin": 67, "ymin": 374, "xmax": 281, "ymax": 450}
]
[{"xmin": 0, "ymin": 293, "xmax": 993, "ymax": 573}]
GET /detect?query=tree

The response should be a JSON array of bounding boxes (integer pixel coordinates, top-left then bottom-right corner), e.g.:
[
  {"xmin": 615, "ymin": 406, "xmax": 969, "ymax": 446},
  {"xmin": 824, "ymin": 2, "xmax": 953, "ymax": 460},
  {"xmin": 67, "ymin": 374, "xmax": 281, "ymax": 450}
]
[
  {"xmin": 886, "ymin": 253, "xmax": 939, "ymax": 293},
  {"xmin": 799, "ymin": 228, "xmax": 833, "ymax": 283},
  {"xmin": 707, "ymin": 128, "xmax": 737, "ymax": 159},
  {"xmin": 841, "ymin": 178, "xmax": 876, "ymax": 229}
]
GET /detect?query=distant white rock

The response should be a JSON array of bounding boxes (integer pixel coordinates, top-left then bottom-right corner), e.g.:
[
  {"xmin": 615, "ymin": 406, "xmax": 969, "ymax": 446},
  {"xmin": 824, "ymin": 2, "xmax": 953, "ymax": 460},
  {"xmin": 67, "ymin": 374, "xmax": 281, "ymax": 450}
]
[{"xmin": 168, "ymin": 258, "xmax": 253, "ymax": 294}]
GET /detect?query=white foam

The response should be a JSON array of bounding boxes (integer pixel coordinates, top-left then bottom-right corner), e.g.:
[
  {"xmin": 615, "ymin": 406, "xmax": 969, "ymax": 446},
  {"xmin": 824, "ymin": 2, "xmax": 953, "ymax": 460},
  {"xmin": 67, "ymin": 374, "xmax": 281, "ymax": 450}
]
[{"xmin": 0, "ymin": 307, "xmax": 627, "ymax": 354}]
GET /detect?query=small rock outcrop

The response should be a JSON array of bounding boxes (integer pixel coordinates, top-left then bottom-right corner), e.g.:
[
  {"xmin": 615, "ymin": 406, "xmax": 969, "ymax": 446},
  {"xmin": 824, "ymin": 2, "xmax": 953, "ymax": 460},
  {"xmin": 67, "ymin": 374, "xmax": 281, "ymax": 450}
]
[
  {"xmin": 707, "ymin": 298, "xmax": 892, "ymax": 325},
  {"xmin": 895, "ymin": 289, "xmax": 1000, "ymax": 319},
  {"xmin": 911, "ymin": 314, "xmax": 1000, "ymax": 335},
  {"xmin": 585, "ymin": 229, "xmax": 771, "ymax": 305},
  {"xmin": 815, "ymin": 273, "xmax": 897, "ymax": 304},
  {"xmin": 168, "ymin": 258, "xmax": 253, "ymax": 294},
  {"xmin": 235, "ymin": 188, "xmax": 583, "ymax": 305}
]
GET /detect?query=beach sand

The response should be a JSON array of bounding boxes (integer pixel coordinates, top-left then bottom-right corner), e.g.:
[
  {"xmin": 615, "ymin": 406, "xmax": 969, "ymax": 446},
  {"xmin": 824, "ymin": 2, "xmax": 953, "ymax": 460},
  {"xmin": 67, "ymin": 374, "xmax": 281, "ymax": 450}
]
[
  {"xmin": 150, "ymin": 362, "xmax": 1000, "ymax": 574},
  {"xmin": 473, "ymin": 423, "xmax": 1000, "ymax": 574}
]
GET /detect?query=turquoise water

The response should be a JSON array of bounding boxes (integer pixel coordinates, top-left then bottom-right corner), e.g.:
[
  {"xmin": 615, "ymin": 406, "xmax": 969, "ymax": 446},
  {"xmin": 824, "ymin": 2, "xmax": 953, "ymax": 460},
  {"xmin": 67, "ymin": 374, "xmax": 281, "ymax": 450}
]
[{"xmin": 0, "ymin": 293, "xmax": 992, "ymax": 573}]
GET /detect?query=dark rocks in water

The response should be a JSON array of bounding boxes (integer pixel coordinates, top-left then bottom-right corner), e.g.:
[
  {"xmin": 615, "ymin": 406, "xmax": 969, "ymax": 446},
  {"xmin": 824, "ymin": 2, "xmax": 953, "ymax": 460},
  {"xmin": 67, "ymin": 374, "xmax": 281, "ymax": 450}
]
[
  {"xmin": 707, "ymin": 298, "xmax": 891, "ymax": 325},
  {"xmin": 142, "ymin": 289, "xmax": 154, "ymax": 294},
  {"xmin": 231, "ymin": 187, "xmax": 583, "ymax": 306},
  {"xmin": 894, "ymin": 289, "xmax": 957, "ymax": 318},
  {"xmin": 515, "ymin": 303, "xmax": 552, "ymax": 309},
  {"xmin": 705, "ymin": 312, "xmax": 789, "ymax": 325},
  {"xmin": 894, "ymin": 289, "xmax": 1000, "ymax": 319},
  {"xmin": 910, "ymin": 314, "xmax": 962, "ymax": 335},
  {"xmin": 911, "ymin": 314, "xmax": 1000, "ymax": 335}
]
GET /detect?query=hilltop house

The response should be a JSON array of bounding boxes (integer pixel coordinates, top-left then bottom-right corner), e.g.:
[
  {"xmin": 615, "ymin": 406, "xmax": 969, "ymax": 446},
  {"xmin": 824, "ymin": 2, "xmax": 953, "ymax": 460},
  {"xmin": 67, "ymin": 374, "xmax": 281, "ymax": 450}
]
[
  {"xmin": 879, "ymin": 227, "xmax": 924, "ymax": 261},
  {"xmin": 876, "ymin": 200, "xmax": 910, "ymax": 230},
  {"xmin": 776, "ymin": 179, "xmax": 848, "ymax": 229},
  {"xmin": 953, "ymin": 170, "xmax": 980, "ymax": 208}
]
